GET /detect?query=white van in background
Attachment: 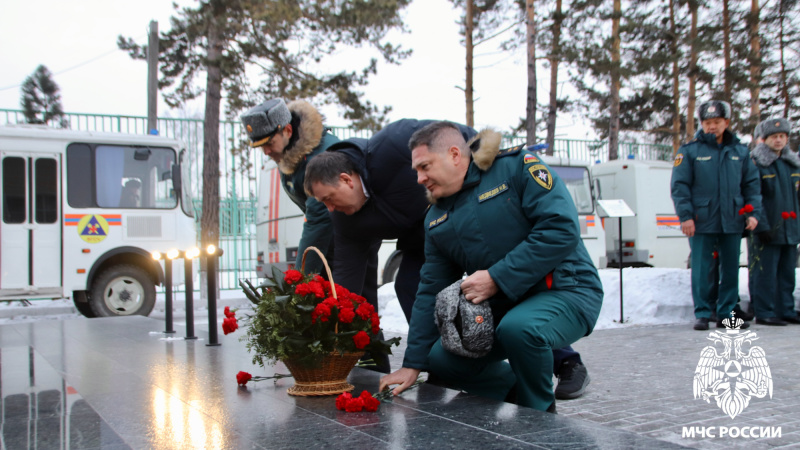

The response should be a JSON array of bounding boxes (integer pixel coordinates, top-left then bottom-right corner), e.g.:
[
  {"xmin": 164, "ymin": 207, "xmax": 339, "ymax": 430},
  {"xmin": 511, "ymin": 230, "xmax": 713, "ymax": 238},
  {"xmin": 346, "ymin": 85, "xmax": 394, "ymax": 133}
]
[
  {"xmin": 591, "ymin": 158, "xmax": 691, "ymax": 268},
  {"xmin": 0, "ymin": 125, "xmax": 196, "ymax": 317}
]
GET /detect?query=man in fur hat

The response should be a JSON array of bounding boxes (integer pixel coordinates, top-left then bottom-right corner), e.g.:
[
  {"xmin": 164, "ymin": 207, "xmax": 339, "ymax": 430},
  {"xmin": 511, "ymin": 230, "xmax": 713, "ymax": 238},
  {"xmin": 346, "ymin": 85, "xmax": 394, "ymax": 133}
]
[
  {"xmin": 671, "ymin": 100, "xmax": 761, "ymax": 331},
  {"xmin": 748, "ymin": 117, "xmax": 800, "ymax": 325},
  {"xmin": 378, "ymin": 121, "xmax": 603, "ymax": 412},
  {"xmin": 241, "ymin": 98, "xmax": 340, "ymax": 276}
]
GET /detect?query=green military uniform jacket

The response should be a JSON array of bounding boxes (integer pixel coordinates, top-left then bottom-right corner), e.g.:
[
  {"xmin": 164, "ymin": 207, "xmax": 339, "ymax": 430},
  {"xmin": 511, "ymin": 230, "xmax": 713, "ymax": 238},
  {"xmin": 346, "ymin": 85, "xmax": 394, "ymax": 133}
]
[
  {"xmin": 402, "ymin": 131, "xmax": 604, "ymax": 371},
  {"xmin": 671, "ymin": 130, "xmax": 762, "ymax": 234},
  {"xmin": 751, "ymin": 143, "xmax": 800, "ymax": 245},
  {"xmin": 277, "ymin": 101, "xmax": 340, "ymax": 273}
]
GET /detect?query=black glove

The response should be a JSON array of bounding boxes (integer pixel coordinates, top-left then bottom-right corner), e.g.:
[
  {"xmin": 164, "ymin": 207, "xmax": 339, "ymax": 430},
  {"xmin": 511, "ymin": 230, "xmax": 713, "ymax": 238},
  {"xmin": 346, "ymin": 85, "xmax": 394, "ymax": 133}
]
[{"xmin": 757, "ymin": 231, "xmax": 772, "ymax": 245}]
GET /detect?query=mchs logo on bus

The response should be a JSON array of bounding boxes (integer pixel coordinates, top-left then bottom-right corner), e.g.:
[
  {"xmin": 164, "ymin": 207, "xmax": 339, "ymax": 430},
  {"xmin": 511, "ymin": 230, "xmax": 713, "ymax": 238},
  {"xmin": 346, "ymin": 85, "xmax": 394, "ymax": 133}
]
[{"xmin": 65, "ymin": 214, "xmax": 121, "ymax": 244}]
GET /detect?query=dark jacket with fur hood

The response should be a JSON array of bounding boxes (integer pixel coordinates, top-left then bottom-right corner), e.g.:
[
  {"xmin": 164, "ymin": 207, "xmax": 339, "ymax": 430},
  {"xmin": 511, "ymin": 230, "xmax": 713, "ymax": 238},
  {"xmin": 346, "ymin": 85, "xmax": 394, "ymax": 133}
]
[
  {"xmin": 750, "ymin": 143, "xmax": 800, "ymax": 244},
  {"xmin": 279, "ymin": 100, "xmax": 340, "ymax": 273},
  {"xmin": 403, "ymin": 130, "xmax": 603, "ymax": 371}
]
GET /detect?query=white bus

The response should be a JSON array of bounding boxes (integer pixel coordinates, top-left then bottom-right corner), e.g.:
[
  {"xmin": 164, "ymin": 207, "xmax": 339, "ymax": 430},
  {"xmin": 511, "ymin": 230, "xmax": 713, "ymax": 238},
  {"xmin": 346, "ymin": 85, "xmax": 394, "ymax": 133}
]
[
  {"xmin": 0, "ymin": 125, "xmax": 196, "ymax": 317},
  {"xmin": 255, "ymin": 152, "xmax": 607, "ymax": 284}
]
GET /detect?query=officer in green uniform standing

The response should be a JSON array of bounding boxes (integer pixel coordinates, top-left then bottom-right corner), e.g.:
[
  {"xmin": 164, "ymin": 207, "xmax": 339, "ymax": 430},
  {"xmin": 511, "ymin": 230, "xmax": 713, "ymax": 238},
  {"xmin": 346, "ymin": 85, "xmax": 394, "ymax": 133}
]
[
  {"xmin": 748, "ymin": 117, "xmax": 800, "ymax": 325},
  {"xmin": 671, "ymin": 100, "xmax": 761, "ymax": 331},
  {"xmin": 379, "ymin": 121, "xmax": 603, "ymax": 412}
]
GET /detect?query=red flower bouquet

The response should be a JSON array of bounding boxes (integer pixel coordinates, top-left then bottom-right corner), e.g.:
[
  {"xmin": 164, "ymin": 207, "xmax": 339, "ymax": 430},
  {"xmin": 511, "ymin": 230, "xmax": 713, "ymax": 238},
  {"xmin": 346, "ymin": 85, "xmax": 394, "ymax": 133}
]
[{"xmin": 237, "ymin": 250, "xmax": 400, "ymax": 371}]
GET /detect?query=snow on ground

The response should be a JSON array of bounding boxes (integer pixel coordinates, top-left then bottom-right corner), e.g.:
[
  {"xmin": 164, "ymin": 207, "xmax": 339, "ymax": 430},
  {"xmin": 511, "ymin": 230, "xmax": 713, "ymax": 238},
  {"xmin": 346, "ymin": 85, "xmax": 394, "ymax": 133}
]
[
  {"xmin": 377, "ymin": 268, "xmax": 800, "ymax": 334},
  {"xmin": 5, "ymin": 268, "xmax": 800, "ymax": 329}
]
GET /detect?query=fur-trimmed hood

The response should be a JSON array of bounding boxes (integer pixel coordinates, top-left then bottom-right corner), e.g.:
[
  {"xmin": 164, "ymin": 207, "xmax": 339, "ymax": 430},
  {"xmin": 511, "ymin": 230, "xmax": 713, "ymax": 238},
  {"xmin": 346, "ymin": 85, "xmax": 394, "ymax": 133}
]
[
  {"xmin": 752, "ymin": 142, "xmax": 800, "ymax": 168},
  {"xmin": 278, "ymin": 100, "xmax": 324, "ymax": 175},
  {"xmin": 466, "ymin": 128, "xmax": 503, "ymax": 171}
]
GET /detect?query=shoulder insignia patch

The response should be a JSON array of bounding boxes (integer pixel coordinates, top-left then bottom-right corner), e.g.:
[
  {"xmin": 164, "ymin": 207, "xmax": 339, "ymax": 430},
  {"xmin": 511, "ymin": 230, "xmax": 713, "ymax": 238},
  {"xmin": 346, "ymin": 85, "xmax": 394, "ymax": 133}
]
[
  {"xmin": 674, "ymin": 154, "xmax": 683, "ymax": 167},
  {"xmin": 428, "ymin": 212, "xmax": 449, "ymax": 229},
  {"xmin": 523, "ymin": 153, "xmax": 539, "ymax": 165},
  {"xmin": 528, "ymin": 164, "xmax": 553, "ymax": 190},
  {"xmin": 478, "ymin": 182, "xmax": 509, "ymax": 202},
  {"xmin": 497, "ymin": 145, "xmax": 523, "ymax": 158}
]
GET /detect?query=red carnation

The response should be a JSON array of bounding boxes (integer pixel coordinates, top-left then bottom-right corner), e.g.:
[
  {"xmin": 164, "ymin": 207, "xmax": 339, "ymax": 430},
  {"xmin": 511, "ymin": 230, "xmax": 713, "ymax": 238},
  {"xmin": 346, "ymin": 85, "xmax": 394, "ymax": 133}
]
[
  {"xmin": 345, "ymin": 396, "xmax": 364, "ymax": 412},
  {"xmin": 236, "ymin": 371, "xmax": 252, "ymax": 385},
  {"xmin": 371, "ymin": 313, "xmax": 381, "ymax": 334},
  {"xmin": 222, "ymin": 316, "xmax": 239, "ymax": 335},
  {"xmin": 284, "ymin": 269, "xmax": 303, "ymax": 285},
  {"xmin": 360, "ymin": 391, "xmax": 380, "ymax": 412},
  {"xmin": 333, "ymin": 284, "xmax": 351, "ymax": 299},
  {"xmin": 792, "ymin": 212, "xmax": 797, "ymax": 219},
  {"xmin": 350, "ymin": 293, "xmax": 367, "ymax": 304},
  {"xmin": 313, "ymin": 274, "xmax": 326, "ymax": 284},
  {"xmin": 356, "ymin": 302, "xmax": 374, "ymax": 320},
  {"xmin": 294, "ymin": 283, "xmax": 312, "ymax": 296},
  {"xmin": 311, "ymin": 302, "xmax": 332, "ymax": 323},
  {"xmin": 353, "ymin": 331, "xmax": 371, "ymax": 349},
  {"xmin": 224, "ymin": 306, "xmax": 236, "ymax": 318},
  {"xmin": 744, "ymin": 204, "xmax": 754, "ymax": 213},
  {"xmin": 712, "ymin": 251, "xmax": 719, "ymax": 259},
  {"xmin": 738, "ymin": 208, "xmax": 745, "ymax": 215},
  {"xmin": 338, "ymin": 308, "xmax": 356, "ymax": 324},
  {"xmin": 336, "ymin": 392, "xmax": 352, "ymax": 411},
  {"xmin": 782, "ymin": 211, "xmax": 791, "ymax": 220},
  {"xmin": 307, "ymin": 281, "xmax": 326, "ymax": 298}
]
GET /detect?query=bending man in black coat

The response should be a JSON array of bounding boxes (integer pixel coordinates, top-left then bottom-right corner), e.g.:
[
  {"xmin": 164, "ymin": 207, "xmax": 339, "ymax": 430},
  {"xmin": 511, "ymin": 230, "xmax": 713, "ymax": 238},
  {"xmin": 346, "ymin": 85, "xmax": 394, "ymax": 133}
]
[{"xmin": 304, "ymin": 119, "xmax": 474, "ymax": 321}]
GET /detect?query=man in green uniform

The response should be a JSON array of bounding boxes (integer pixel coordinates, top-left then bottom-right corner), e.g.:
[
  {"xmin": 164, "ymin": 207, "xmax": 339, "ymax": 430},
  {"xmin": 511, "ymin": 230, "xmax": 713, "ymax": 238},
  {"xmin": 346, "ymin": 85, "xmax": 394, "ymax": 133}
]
[
  {"xmin": 241, "ymin": 98, "xmax": 341, "ymax": 275},
  {"xmin": 671, "ymin": 100, "xmax": 761, "ymax": 331},
  {"xmin": 379, "ymin": 122, "xmax": 603, "ymax": 412}
]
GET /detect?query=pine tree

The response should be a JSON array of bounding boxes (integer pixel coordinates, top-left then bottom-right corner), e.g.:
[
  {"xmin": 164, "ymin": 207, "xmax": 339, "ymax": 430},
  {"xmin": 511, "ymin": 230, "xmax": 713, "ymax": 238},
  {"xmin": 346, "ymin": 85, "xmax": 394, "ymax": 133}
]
[
  {"xmin": 118, "ymin": 0, "xmax": 411, "ymax": 258},
  {"xmin": 20, "ymin": 65, "xmax": 66, "ymax": 127}
]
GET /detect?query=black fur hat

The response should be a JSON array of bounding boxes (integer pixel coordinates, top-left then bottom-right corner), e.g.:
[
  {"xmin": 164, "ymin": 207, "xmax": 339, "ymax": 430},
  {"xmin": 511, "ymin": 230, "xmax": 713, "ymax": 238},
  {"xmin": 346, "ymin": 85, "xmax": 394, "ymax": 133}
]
[{"xmin": 697, "ymin": 100, "xmax": 732, "ymax": 121}]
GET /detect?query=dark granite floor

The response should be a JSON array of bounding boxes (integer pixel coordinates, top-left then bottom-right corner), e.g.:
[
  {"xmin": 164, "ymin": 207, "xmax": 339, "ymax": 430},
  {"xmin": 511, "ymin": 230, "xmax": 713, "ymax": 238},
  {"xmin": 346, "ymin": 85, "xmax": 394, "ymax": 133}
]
[{"xmin": 0, "ymin": 316, "xmax": 686, "ymax": 450}]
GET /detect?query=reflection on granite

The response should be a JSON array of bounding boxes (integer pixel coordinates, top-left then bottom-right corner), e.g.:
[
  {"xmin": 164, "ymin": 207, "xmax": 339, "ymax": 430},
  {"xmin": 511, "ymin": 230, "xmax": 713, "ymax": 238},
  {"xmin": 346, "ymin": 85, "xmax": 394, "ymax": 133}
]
[{"xmin": 0, "ymin": 317, "xmax": 688, "ymax": 449}]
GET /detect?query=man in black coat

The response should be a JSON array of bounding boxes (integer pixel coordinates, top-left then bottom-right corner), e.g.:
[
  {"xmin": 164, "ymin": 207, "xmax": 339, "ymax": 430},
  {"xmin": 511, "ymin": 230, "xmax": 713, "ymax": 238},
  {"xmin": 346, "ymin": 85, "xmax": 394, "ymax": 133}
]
[{"xmin": 304, "ymin": 119, "xmax": 475, "ymax": 321}]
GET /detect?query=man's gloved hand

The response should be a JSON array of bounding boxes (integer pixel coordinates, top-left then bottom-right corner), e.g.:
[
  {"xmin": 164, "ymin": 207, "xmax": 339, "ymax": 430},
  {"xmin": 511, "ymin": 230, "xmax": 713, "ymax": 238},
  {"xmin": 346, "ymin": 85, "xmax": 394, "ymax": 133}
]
[{"xmin": 757, "ymin": 231, "xmax": 772, "ymax": 245}]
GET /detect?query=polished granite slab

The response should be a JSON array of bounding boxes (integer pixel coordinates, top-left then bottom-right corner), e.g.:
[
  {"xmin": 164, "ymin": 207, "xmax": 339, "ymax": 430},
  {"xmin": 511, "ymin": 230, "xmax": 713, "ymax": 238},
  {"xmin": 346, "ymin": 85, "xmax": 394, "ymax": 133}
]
[{"xmin": 0, "ymin": 317, "xmax": 686, "ymax": 449}]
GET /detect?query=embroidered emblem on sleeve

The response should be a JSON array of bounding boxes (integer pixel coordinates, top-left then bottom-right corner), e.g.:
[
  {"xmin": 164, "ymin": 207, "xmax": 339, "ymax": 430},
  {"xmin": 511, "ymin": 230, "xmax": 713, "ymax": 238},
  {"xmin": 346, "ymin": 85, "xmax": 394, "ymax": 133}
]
[
  {"xmin": 528, "ymin": 164, "xmax": 553, "ymax": 190},
  {"xmin": 674, "ymin": 154, "xmax": 683, "ymax": 167},
  {"xmin": 523, "ymin": 153, "xmax": 539, "ymax": 165}
]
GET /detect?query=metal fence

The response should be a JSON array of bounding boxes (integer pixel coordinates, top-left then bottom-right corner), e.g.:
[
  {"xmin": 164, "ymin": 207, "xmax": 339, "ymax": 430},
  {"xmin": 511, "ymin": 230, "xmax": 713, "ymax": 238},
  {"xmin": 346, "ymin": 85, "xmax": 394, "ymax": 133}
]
[{"xmin": 1, "ymin": 108, "xmax": 671, "ymax": 288}]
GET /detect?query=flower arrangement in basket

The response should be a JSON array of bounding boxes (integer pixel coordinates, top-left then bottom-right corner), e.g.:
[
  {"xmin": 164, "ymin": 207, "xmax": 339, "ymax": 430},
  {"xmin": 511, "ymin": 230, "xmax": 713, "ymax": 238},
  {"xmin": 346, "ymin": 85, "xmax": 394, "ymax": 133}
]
[{"xmin": 235, "ymin": 247, "xmax": 400, "ymax": 396}]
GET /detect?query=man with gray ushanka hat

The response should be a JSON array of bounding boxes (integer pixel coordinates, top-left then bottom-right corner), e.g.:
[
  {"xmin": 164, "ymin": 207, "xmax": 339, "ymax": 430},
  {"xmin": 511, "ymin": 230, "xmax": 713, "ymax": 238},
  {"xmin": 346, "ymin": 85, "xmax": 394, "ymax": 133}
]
[
  {"xmin": 241, "ymin": 98, "xmax": 340, "ymax": 276},
  {"xmin": 671, "ymin": 100, "xmax": 762, "ymax": 331},
  {"xmin": 748, "ymin": 117, "xmax": 800, "ymax": 326}
]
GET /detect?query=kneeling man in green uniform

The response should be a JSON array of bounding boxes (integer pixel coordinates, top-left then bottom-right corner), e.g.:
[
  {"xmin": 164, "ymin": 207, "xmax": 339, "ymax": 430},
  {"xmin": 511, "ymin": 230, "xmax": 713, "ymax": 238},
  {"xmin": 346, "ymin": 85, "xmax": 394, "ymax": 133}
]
[{"xmin": 379, "ymin": 121, "xmax": 603, "ymax": 412}]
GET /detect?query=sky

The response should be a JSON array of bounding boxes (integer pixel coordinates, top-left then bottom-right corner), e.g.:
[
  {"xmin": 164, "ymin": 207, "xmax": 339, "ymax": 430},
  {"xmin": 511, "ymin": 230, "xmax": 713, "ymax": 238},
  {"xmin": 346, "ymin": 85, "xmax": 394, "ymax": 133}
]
[{"xmin": 0, "ymin": 0, "xmax": 594, "ymax": 139}]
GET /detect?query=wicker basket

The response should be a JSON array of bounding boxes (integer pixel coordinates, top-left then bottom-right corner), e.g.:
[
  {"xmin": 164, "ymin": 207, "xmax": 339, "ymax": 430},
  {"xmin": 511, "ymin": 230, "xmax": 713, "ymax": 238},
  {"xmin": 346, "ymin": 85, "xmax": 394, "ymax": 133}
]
[
  {"xmin": 280, "ymin": 246, "xmax": 363, "ymax": 396},
  {"xmin": 282, "ymin": 351, "xmax": 364, "ymax": 396}
]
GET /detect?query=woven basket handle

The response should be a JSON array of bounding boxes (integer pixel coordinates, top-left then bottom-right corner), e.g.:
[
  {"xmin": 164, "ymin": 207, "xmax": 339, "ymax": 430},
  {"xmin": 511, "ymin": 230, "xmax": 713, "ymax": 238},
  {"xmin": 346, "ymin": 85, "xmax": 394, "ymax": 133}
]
[{"xmin": 301, "ymin": 246, "xmax": 337, "ymax": 300}]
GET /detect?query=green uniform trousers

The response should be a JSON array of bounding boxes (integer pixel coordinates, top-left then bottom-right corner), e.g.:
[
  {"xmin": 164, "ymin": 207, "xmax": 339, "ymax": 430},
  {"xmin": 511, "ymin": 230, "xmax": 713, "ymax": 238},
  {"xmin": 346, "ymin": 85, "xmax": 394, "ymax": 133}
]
[
  {"xmin": 690, "ymin": 233, "xmax": 741, "ymax": 319},
  {"xmin": 427, "ymin": 288, "xmax": 596, "ymax": 411},
  {"xmin": 748, "ymin": 242, "xmax": 798, "ymax": 319}
]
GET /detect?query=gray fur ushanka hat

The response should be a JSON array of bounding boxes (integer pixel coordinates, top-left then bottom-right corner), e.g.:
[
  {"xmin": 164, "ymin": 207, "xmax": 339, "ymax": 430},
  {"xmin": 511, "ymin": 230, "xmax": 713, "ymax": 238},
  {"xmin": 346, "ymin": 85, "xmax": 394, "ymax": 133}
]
[
  {"xmin": 759, "ymin": 117, "xmax": 791, "ymax": 140},
  {"xmin": 240, "ymin": 98, "xmax": 292, "ymax": 147},
  {"xmin": 434, "ymin": 280, "xmax": 494, "ymax": 358}
]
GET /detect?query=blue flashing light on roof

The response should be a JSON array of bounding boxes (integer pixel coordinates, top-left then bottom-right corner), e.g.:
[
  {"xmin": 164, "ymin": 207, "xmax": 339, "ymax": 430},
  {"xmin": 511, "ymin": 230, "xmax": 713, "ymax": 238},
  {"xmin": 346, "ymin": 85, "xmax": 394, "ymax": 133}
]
[
  {"xmin": 149, "ymin": 129, "xmax": 159, "ymax": 136},
  {"xmin": 627, "ymin": 154, "xmax": 635, "ymax": 159},
  {"xmin": 526, "ymin": 143, "xmax": 549, "ymax": 153}
]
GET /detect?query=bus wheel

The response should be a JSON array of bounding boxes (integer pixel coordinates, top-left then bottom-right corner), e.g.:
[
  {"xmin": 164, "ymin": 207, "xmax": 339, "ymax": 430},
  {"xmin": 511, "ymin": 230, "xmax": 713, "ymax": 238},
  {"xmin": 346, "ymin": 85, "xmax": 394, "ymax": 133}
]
[
  {"xmin": 90, "ymin": 265, "xmax": 156, "ymax": 317},
  {"xmin": 72, "ymin": 291, "xmax": 96, "ymax": 318},
  {"xmin": 381, "ymin": 253, "xmax": 403, "ymax": 286}
]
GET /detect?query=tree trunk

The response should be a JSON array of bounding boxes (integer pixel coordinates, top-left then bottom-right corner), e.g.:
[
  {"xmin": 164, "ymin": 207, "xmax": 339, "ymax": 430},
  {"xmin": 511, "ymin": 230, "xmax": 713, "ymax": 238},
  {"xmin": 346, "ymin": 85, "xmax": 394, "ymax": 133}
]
[
  {"xmin": 723, "ymin": 0, "xmax": 732, "ymax": 103},
  {"xmin": 686, "ymin": 0, "xmax": 698, "ymax": 141},
  {"xmin": 779, "ymin": 7, "xmax": 789, "ymax": 118},
  {"xmin": 748, "ymin": 0, "xmax": 761, "ymax": 127},
  {"xmin": 465, "ymin": 0, "xmax": 475, "ymax": 128},
  {"xmin": 545, "ymin": 0, "xmax": 563, "ymax": 155},
  {"xmin": 669, "ymin": 0, "xmax": 681, "ymax": 153},
  {"xmin": 526, "ymin": 0, "xmax": 537, "ymax": 147},
  {"xmin": 608, "ymin": 0, "xmax": 621, "ymax": 161},
  {"xmin": 200, "ymin": 6, "xmax": 224, "ymax": 300}
]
